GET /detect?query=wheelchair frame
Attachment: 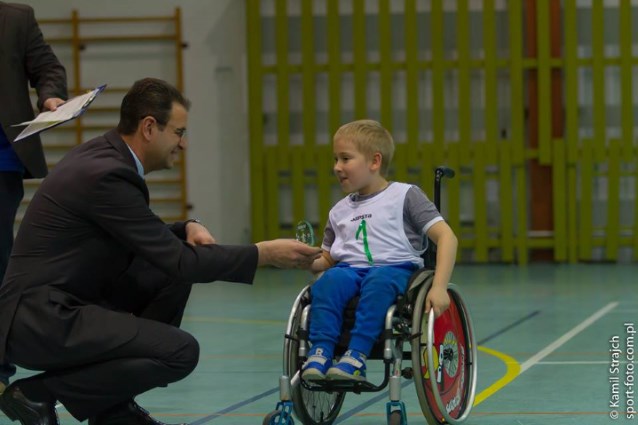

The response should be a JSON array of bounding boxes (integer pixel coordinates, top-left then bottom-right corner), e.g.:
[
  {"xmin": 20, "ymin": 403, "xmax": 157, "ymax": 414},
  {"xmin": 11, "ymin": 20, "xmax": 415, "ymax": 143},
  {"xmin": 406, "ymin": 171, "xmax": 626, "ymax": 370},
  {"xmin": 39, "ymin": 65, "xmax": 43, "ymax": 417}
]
[{"xmin": 264, "ymin": 167, "xmax": 477, "ymax": 425}]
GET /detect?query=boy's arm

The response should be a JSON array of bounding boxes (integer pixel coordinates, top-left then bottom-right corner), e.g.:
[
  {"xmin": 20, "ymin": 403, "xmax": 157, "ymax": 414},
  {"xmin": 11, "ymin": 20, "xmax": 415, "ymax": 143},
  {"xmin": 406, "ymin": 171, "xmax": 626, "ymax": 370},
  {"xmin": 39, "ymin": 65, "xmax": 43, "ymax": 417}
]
[
  {"xmin": 425, "ymin": 220, "xmax": 458, "ymax": 317},
  {"xmin": 310, "ymin": 249, "xmax": 335, "ymax": 274}
]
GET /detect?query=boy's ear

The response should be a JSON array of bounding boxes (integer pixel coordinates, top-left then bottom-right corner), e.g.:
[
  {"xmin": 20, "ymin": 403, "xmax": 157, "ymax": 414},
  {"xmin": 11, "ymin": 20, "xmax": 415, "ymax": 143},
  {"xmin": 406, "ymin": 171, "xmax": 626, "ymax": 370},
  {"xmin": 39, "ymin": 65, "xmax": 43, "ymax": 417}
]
[{"xmin": 370, "ymin": 152, "xmax": 383, "ymax": 171}]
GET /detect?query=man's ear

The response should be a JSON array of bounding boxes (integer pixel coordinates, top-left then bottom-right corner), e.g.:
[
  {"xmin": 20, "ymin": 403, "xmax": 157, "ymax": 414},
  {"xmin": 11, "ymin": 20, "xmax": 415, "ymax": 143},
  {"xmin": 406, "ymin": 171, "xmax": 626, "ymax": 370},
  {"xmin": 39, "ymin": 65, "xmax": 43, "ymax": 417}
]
[{"xmin": 140, "ymin": 116, "xmax": 155, "ymax": 142}]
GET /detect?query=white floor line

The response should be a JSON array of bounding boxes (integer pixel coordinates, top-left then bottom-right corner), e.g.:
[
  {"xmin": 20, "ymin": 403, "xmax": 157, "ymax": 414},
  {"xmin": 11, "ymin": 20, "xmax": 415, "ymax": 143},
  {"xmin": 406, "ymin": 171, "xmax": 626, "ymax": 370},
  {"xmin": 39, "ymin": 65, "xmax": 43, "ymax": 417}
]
[
  {"xmin": 609, "ymin": 309, "xmax": 638, "ymax": 314},
  {"xmin": 520, "ymin": 301, "xmax": 619, "ymax": 374},
  {"xmin": 537, "ymin": 360, "xmax": 626, "ymax": 365}
]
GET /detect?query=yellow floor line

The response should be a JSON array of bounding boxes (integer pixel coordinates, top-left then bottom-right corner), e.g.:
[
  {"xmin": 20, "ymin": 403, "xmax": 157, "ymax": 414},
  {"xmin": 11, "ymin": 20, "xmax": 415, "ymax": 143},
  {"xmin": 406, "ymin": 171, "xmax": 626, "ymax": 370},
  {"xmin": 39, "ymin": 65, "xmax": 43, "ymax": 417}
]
[{"xmin": 473, "ymin": 345, "xmax": 521, "ymax": 407}]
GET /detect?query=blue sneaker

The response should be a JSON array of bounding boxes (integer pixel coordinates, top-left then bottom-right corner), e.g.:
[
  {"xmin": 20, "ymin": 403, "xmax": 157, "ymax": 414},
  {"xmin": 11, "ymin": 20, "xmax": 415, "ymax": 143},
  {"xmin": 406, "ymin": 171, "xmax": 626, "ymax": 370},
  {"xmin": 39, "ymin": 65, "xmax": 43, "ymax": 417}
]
[
  {"xmin": 327, "ymin": 349, "xmax": 367, "ymax": 382},
  {"xmin": 302, "ymin": 346, "xmax": 332, "ymax": 381}
]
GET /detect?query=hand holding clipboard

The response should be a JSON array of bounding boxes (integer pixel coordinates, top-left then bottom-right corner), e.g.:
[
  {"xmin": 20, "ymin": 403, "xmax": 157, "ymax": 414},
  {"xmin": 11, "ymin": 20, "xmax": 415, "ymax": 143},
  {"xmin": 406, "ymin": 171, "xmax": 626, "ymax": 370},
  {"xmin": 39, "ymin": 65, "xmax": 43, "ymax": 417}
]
[{"xmin": 12, "ymin": 84, "xmax": 106, "ymax": 142}]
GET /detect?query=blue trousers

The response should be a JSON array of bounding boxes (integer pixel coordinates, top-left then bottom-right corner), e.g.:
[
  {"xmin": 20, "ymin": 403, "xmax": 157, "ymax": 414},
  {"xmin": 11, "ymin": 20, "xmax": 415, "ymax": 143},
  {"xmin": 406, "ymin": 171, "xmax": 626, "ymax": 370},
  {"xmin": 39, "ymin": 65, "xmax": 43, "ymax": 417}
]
[{"xmin": 309, "ymin": 262, "xmax": 416, "ymax": 357}]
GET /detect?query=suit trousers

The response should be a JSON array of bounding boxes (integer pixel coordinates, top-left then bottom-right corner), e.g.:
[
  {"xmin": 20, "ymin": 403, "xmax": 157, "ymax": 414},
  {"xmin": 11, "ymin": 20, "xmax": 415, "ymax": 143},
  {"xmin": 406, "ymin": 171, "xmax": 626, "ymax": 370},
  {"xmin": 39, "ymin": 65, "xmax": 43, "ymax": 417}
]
[
  {"xmin": 6, "ymin": 258, "xmax": 198, "ymax": 420},
  {"xmin": 0, "ymin": 171, "xmax": 23, "ymax": 283},
  {"xmin": 0, "ymin": 172, "xmax": 23, "ymax": 384}
]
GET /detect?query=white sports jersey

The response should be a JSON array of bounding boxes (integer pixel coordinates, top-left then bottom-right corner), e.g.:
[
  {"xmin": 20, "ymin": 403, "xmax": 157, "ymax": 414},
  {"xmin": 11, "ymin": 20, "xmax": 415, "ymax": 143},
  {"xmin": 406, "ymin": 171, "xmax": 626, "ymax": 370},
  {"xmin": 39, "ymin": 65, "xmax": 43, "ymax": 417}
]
[{"xmin": 324, "ymin": 182, "xmax": 441, "ymax": 268}]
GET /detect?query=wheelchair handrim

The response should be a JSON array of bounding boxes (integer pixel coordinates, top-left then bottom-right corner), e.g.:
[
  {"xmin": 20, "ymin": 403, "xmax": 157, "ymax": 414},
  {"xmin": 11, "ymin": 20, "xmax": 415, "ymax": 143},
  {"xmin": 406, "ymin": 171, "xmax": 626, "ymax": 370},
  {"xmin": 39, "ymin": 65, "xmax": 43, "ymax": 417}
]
[
  {"xmin": 284, "ymin": 285, "xmax": 345, "ymax": 425},
  {"xmin": 412, "ymin": 283, "xmax": 477, "ymax": 424}
]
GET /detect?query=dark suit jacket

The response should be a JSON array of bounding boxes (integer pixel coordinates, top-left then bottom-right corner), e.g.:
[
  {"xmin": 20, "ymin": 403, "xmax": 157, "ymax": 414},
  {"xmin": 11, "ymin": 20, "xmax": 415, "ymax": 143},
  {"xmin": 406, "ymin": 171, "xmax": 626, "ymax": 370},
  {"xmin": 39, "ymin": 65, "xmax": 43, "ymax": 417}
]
[
  {"xmin": 0, "ymin": 129, "xmax": 258, "ymax": 367},
  {"xmin": 0, "ymin": 2, "xmax": 67, "ymax": 178}
]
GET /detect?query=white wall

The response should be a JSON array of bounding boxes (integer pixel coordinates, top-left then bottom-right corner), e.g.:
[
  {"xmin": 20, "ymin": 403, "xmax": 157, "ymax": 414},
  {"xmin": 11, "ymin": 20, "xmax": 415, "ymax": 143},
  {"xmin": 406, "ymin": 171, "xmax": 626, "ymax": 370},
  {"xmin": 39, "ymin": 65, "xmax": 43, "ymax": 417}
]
[{"xmin": 21, "ymin": 0, "xmax": 253, "ymax": 244}]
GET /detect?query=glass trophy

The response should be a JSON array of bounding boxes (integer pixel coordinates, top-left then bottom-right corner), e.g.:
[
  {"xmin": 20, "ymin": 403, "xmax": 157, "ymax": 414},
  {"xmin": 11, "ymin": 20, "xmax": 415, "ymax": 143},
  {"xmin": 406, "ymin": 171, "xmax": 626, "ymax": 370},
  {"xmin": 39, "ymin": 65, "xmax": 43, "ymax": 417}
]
[{"xmin": 295, "ymin": 220, "xmax": 315, "ymax": 246}]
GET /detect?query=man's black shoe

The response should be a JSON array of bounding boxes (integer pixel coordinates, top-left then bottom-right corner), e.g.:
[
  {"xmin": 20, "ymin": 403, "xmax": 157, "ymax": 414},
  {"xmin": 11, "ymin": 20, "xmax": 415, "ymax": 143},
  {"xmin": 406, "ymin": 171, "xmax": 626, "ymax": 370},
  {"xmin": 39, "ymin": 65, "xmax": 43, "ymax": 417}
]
[
  {"xmin": 88, "ymin": 400, "xmax": 186, "ymax": 425},
  {"xmin": 0, "ymin": 383, "xmax": 59, "ymax": 425}
]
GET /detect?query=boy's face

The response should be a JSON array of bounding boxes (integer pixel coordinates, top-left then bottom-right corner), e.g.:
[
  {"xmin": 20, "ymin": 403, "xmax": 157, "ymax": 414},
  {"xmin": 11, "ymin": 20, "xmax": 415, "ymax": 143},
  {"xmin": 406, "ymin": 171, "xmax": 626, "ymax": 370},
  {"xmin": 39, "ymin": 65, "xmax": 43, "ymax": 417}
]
[{"xmin": 333, "ymin": 136, "xmax": 382, "ymax": 195}]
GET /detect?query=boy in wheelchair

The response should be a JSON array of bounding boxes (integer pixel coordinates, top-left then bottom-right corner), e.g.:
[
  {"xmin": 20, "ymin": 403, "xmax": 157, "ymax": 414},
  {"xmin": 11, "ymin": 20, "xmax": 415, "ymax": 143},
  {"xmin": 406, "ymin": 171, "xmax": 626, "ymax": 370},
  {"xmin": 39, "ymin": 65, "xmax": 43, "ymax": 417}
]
[{"xmin": 302, "ymin": 119, "xmax": 458, "ymax": 383}]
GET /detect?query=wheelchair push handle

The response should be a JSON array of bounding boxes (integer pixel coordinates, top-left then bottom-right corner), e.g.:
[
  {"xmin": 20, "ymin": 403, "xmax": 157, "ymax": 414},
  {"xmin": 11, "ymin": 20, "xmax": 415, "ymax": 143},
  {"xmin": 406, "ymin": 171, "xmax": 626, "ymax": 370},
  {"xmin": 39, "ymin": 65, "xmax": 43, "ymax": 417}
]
[
  {"xmin": 426, "ymin": 166, "xmax": 455, "ymax": 270},
  {"xmin": 434, "ymin": 166, "xmax": 455, "ymax": 213},
  {"xmin": 435, "ymin": 166, "xmax": 455, "ymax": 179}
]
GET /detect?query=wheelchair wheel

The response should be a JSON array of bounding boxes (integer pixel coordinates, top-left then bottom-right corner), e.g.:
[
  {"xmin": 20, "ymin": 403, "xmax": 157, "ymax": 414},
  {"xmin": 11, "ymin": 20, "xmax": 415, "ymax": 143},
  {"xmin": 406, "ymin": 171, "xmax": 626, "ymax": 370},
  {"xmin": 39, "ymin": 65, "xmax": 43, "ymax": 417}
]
[
  {"xmin": 263, "ymin": 410, "xmax": 294, "ymax": 425},
  {"xmin": 388, "ymin": 410, "xmax": 404, "ymax": 425},
  {"xmin": 411, "ymin": 283, "xmax": 477, "ymax": 424},
  {"xmin": 283, "ymin": 286, "xmax": 345, "ymax": 425}
]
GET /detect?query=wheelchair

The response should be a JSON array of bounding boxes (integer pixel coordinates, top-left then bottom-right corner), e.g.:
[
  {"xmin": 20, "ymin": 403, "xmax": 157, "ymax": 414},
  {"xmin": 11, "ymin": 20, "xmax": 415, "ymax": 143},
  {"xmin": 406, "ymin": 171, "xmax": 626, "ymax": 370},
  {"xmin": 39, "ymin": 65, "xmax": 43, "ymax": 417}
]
[{"xmin": 264, "ymin": 167, "xmax": 477, "ymax": 425}]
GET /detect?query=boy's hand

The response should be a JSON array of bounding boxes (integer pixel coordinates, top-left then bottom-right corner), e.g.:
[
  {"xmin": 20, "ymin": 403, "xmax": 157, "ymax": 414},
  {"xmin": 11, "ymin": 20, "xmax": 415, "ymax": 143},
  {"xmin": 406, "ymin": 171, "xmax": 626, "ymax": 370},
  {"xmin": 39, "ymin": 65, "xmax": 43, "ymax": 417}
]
[
  {"xmin": 425, "ymin": 285, "xmax": 450, "ymax": 318},
  {"xmin": 309, "ymin": 250, "xmax": 334, "ymax": 274}
]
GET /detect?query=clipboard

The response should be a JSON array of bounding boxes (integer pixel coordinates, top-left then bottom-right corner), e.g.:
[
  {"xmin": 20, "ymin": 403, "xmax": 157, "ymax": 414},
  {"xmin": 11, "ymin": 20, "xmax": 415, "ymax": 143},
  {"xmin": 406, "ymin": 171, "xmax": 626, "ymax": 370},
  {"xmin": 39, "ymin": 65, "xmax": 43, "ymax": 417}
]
[{"xmin": 12, "ymin": 84, "xmax": 107, "ymax": 142}]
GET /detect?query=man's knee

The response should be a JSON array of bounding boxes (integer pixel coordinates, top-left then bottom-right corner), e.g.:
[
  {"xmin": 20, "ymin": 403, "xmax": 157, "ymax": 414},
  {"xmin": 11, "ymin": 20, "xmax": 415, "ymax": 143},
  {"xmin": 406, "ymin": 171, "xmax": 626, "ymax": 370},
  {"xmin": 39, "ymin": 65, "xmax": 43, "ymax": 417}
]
[{"xmin": 174, "ymin": 332, "xmax": 200, "ymax": 377}]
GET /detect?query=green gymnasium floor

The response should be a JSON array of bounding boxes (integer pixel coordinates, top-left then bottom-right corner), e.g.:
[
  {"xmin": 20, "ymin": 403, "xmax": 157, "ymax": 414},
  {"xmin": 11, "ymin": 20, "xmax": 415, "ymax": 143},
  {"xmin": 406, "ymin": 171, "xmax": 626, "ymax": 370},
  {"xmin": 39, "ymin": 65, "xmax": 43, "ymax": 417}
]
[{"xmin": 2, "ymin": 264, "xmax": 636, "ymax": 425}]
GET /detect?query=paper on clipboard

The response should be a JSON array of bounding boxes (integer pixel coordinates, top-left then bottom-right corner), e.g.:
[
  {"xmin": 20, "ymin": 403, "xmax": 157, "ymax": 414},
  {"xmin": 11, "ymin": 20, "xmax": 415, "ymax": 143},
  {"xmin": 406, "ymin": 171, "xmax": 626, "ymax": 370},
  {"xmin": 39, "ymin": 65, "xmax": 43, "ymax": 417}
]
[{"xmin": 12, "ymin": 84, "xmax": 107, "ymax": 142}]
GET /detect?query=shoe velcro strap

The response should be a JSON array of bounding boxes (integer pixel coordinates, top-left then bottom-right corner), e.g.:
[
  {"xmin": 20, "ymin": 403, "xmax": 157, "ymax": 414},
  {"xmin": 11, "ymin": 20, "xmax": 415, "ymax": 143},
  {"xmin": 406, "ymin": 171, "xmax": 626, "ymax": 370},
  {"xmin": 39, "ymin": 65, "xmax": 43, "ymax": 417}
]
[
  {"xmin": 340, "ymin": 355, "xmax": 364, "ymax": 368},
  {"xmin": 306, "ymin": 355, "xmax": 328, "ymax": 365}
]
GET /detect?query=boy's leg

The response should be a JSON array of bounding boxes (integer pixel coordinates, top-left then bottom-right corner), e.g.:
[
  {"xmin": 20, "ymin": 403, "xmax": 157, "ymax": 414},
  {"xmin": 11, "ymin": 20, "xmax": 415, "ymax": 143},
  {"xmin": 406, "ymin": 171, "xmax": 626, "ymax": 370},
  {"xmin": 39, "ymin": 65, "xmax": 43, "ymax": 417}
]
[
  {"xmin": 349, "ymin": 264, "xmax": 414, "ymax": 355},
  {"xmin": 304, "ymin": 265, "xmax": 362, "ymax": 379},
  {"xmin": 328, "ymin": 264, "xmax": 414, "ymax": 381},
  {"xmin": 308, "ymin": 264, "xmax": 363, "ymax": 352}
]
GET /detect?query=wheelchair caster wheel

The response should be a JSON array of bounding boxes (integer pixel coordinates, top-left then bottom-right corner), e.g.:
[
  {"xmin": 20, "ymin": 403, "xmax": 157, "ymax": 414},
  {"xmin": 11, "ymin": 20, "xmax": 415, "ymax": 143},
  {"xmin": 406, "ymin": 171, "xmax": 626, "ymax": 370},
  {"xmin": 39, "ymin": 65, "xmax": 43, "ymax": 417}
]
[
  {"xmin": 401, "ymin": 367, "xmax": 413, "ymax": 379},
  {"xmin": 263, "ymin": 410, "xmax": 294, "ymax": 425},
  {"xmin": 388, "ymin": 410, "xmax": 406, "ymax": 425}
]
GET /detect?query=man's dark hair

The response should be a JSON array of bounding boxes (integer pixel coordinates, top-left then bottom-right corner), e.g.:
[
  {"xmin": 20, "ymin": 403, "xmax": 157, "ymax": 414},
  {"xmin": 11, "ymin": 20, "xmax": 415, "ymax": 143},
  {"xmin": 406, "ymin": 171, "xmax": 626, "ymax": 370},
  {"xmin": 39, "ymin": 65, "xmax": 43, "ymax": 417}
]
[{"xmin": 117, "ymin": 78, "xmax": 191, "ymax": 135}]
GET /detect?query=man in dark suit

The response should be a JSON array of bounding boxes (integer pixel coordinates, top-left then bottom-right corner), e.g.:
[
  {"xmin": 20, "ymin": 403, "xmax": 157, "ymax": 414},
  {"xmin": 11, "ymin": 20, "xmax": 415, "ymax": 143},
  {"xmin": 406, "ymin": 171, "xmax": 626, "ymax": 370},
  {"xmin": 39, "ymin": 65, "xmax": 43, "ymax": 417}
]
[
  {"xmin": 0, "ymin": 78, "xmax": 321, "ymax": 425},
  {"xmin": 0, "ymin": 1, "xmax": 67, "ymax": 392}
]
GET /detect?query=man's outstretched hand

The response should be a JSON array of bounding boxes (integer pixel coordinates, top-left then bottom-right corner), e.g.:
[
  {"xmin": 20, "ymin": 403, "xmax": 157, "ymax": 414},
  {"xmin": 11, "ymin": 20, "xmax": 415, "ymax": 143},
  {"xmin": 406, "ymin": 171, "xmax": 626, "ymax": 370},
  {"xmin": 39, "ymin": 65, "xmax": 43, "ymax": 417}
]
[
  {"xmin": 256, "ymin": 239, "xmax": 322, "ymax": 269},
  {"xmin": 185, "ymin": 221, "xmax": 216, "ymax": 246}
]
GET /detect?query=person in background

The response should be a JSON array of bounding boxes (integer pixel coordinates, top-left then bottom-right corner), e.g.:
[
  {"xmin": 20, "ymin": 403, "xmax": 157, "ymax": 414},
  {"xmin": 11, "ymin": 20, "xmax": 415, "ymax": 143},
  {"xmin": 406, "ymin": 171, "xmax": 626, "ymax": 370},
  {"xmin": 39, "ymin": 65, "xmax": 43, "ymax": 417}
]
[{"xmin": 0, "ymin": 1, "xmax": 68, "ymax": 394}]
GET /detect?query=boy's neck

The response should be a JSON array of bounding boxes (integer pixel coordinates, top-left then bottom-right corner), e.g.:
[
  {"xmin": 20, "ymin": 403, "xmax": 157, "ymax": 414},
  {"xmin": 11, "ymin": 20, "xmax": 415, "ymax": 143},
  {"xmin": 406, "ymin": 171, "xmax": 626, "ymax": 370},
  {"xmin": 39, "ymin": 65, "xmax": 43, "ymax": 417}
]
[{"xmin": 358, "ymin": 178, "xmax": 389, "ymax": 196}]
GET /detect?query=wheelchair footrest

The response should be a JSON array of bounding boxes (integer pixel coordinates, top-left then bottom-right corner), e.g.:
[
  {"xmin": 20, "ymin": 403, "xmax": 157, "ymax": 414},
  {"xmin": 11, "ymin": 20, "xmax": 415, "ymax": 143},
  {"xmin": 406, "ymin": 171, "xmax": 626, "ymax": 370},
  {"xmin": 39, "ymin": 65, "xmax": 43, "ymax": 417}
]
[{"xmin": 302, "ymin": 378, "xmax": 385, "ymax": 394}]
